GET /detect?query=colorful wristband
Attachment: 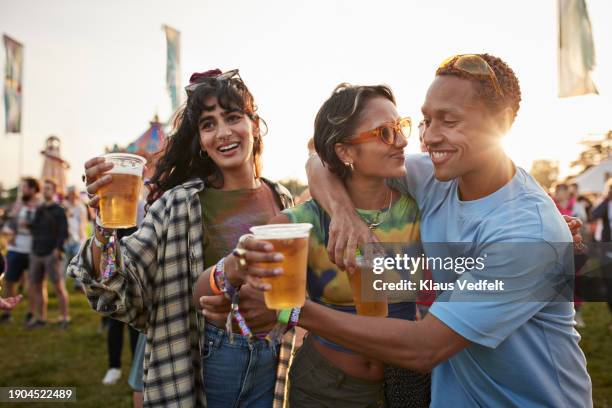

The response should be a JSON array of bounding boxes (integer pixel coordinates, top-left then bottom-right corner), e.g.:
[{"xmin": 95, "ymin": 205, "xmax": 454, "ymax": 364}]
[
  {"xmin": 277, "ymin": 308, "xmax": 292, "ymax": 325},
  {"xmin": 209, "ymin": 268, "xmax": 223, "ymax": 295},
  {"xmin": 287, "ymin": 307, "xmax": 301, "ymax": 330},
  {"xmin": 213, "ymin": 258, "xmax": 253, "ymax": 341}
]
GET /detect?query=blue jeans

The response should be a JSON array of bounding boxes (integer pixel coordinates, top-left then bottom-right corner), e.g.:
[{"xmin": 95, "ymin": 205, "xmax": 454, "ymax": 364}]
[
  {"xmin": 128, "ymin": 333, "xmax": 146, "ymax": 392},
  {"xmin": 202, "ymin": 324, "xmax": 278, "ymax": 408}
]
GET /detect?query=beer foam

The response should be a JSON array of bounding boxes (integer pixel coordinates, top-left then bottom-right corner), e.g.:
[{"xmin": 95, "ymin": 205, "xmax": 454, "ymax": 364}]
[
  {"xmin": 251, "ymin": 223, "xmax": 313, "ymax": 239},
  {"xmin": 107, "ymin": 165, "xmax": 144, "ymax": 177},
  {"xmin": 104, "ymin": 153, "xmax": 146, "ymax": 176}
]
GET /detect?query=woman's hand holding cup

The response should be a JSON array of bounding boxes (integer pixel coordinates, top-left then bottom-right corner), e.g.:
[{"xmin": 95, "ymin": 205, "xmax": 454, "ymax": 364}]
[
  {"xmin": 83, "ymin": 157, "xmax": 114, "ymax": 210},
  {"xmin": 225, "ymin": 235, "xmax": 284, "ymax": 291}
]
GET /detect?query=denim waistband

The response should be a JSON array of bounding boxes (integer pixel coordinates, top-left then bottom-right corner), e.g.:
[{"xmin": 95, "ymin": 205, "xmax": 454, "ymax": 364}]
[{"xmin": 204, "ymin": 323, "xmax": 280, "ymax": 351}]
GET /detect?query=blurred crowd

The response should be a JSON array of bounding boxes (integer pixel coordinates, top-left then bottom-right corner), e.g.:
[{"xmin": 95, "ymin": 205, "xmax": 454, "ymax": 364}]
[
  {"xmin": 0, "ymin": 177, "xmax": 144, "ymax": 401},
  {"xmin": 550, "ymin": 179, "xmax": 612, "ymax": 330}
]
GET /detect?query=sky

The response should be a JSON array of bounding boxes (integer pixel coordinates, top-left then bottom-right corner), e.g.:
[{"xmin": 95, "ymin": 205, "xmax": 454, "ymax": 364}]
[{"xmin": 0, "ymin": 0, "xmax": 611, "ymax": 189}]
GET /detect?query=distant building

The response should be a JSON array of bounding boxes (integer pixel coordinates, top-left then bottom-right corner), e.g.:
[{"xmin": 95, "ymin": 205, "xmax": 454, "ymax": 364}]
[
  {"xmin": 569, "ymin": 157, "xmax": 612, "ymax": 194},
  {"xmin": 40, "ymin": 136, "xmax": 70, "ymax": 194},
  {"xmin": 106, "ymin": 115, "xmax": 167, "ymax": 180}
]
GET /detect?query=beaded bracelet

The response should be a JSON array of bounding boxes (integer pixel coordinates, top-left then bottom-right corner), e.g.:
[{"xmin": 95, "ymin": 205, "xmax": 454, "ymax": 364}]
[{"xmin": 92, "ymin": 215, "xmax": 118, "ymax": 280}]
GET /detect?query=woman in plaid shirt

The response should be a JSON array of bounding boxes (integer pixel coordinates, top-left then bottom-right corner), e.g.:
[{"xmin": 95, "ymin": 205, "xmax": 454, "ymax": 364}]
[{"xmin": 69, "ymin": 69, "xmax": 295, "ymax": 407}]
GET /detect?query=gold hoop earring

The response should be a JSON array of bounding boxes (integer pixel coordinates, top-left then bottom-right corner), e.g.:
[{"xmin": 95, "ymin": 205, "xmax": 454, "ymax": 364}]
[{"xmin": 345, "ymin": 162, "xmax": 354, "ymax": 171}]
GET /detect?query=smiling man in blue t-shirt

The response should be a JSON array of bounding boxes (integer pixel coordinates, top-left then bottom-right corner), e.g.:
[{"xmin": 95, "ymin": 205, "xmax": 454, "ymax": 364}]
[{"xmin": 291, "ymin": 54, "xmax": 592, "ymax": 407}]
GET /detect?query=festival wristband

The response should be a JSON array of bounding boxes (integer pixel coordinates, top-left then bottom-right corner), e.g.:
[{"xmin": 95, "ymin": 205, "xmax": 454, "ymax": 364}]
[
  {"xmin": 101, "ymin": 231, "xmax": 118, "ymax": 280},
  {"xmin": 276, "ymin": 308, "xmax": 300, "ymax": 330},
  {"xmin": 213, "ymin": 258, "xmax": 253, "ymax": 340},
  {"xmin": 287, "ymin": 307, "xmax": 301, "ymax": 330},
  {"xmin": 213, "ymin": 258, "xmax": 239, "ymax": 297},
  {"xmin": 277, "ymin": 309, "xmax": 292, "ymax": 325}
]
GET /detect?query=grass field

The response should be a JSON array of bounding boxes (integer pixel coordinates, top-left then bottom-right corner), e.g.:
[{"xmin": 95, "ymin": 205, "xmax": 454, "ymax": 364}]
[{"xmin": 1, "ymin": 285, "xmax": 611, "ymax": 407}]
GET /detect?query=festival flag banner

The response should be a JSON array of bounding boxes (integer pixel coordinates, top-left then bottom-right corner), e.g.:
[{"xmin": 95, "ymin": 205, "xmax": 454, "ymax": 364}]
[
  {"xmin": 163, "ymin": 25, "xmax": 181, "ymax": 111},
  {"xmin": 3, "ymin": 34, "xmax": 24, "ymax": 133},
  {"xmin": 558, "ymin": 0, "xmax": 598, "ymax": 97}
]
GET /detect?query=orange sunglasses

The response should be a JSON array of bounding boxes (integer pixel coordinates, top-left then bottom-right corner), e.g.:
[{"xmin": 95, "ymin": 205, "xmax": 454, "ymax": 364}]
[
  {"xmin": 346, "ymin": 117, "xmax": 412, "ymax": 146},
  {"xmin": 438, "ymin": 54, "xmax": 503, "ymax": 97}
]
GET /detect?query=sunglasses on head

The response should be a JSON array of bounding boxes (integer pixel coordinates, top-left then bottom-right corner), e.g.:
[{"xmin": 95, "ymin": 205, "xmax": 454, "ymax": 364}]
[
  {"xmin": 184, "ymin": 69, "xmax": 241, "ymax": 96},
  {"xmin": 438, "ymin": 54, "xmax": 503, "ymax": 97},
  {"xmin": 345, "ymin": 117, "xmax": 412, "ymax": 146}
]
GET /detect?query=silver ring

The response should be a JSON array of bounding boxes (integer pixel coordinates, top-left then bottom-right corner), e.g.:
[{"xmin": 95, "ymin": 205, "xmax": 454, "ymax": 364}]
[{"xmin": 238, "ymin": 234, "xmax": 254, "ymax": 249}]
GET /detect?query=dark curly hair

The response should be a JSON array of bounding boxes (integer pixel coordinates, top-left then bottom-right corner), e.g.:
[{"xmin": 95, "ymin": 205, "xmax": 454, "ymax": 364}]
[
  {"xmin": 147, "ymin": 75, "xmax": 265, "ymax": 205},
  {"xmin": 313, "ymin": 83, "xmax": 396, "ymax": 179},
  {"xmin": 436, "ymin": 53, "xmax": 522, "ymax": 123},
  {"xmin": 21, "ymin": 177, "xmax": 40, "ymax": 193}
]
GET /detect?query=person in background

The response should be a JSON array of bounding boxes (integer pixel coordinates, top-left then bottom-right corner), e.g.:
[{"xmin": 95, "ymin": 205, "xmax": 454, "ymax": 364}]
[
  {"xmin": 0, "ymin": 295, "xmax": 22, "ymax": 311},
  {"xmin": 577, "ymin": 195, "xmax": 596, "ymax": 251},
  {"xmin": 591, "ymin": 179, "xmax": 612, "ymax": 331},
  {"xmin": 0, "ymin": 177, "xmax": 40, "ymax": 324},
  {"xmin": 102, "ymin": 198, "xmax": 146, "ymax": 386},
  {"xmin": 553, "ymin": 182, "xmax": 589, "ymax": 327},
  {"xmin": 63, "ymin": 186, "xmax": 88, "ymax": 290},
  {"xmin": 28, "ymin": 179, "xmax": 69, "ymax": 329},
  {"xmin": 1, "ymin": 257, "xmax": 22, "ymax": 310},
  {"xmin": 554, "ymin": 183, "xmax": 587, "ymax": 222}
]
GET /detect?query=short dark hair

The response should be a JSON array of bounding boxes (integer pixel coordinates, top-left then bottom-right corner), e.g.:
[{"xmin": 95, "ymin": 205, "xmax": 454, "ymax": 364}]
[
  {"xmin": 43, "ymin": 179, "xmax": 57, "ymax": 191},
  {"xmin": 21, "ymin": 177, "xmax": 40, "ymax": 193},
  {"xmin": 436, "ymin": 53, "xmax": 522, "ymax": 124},
  {"xmin": 313, "ymin": 83, "xmax": 396, "ymax": 179}
]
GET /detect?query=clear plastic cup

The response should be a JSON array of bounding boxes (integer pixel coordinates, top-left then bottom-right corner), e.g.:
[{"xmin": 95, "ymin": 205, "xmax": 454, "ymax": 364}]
[
  {"xmin": 250, "ymin": 223, "xmax": 313, "ymax": 309},
  {"xmin": 98, "ymin": 153, "xmax": 146, "ymax": 228}
]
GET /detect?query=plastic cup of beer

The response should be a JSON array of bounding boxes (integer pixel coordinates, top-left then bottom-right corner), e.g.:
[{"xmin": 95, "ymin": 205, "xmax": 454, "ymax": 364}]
[
  {"xmin": 98, "ymin": 153, "xmax": 146, "ymax": 229},
  {"xmin": 250, "ymin": 223, "xmax": 313, "ymax": 309},
  {"xmin": 348, "ymin": 255, "xmax": 388, "ymax": 317}
]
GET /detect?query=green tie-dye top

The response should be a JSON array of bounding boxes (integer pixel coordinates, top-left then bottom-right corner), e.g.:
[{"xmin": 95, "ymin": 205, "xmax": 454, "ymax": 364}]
[{"xmin": 282, "ymin": 195, "xmax": 421, "ymax": 306}]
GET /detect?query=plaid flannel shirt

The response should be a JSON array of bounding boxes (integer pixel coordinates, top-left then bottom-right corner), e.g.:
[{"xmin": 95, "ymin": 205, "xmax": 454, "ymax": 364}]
[{"xmin": 68, "ymin": 178, "xmax": 295, "ymax": 408}]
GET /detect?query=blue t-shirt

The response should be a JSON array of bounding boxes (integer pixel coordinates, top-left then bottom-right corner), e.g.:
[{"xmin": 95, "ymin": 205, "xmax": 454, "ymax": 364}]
[{"xmin": 390, "ymin": 154, "xmax": 592, "ymax": 408}]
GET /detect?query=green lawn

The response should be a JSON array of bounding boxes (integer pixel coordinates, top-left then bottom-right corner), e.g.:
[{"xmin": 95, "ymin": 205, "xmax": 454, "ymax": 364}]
[
  {"xmin": 1, "ymin": 285, "xmax": 611, "ymax": 407},
  {"xmin": 0, "ymin": 284, "xmax": 133, "ymax": 408},
  {"xmin": 581, "ymin": 302, "xmax": 612, "ymax": 407}
]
